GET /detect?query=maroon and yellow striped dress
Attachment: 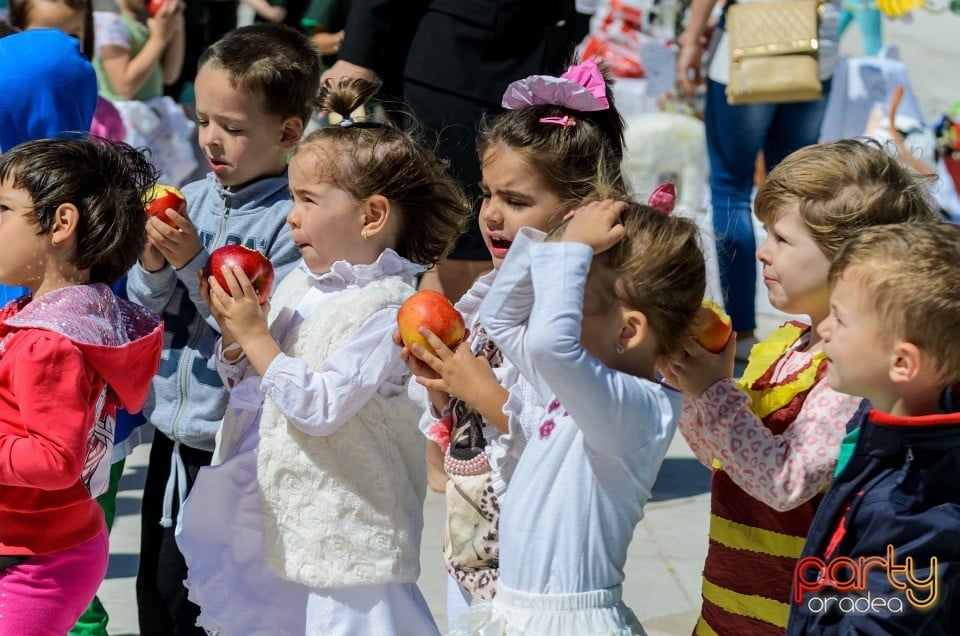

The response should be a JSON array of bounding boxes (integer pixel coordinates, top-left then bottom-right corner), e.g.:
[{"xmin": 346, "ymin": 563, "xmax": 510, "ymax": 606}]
[{"xmin": 695, "ymin": 322, "xmax": 827, "ymax": 635}]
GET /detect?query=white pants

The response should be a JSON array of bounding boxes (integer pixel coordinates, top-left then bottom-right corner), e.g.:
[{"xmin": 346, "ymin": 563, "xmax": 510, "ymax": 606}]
[{"xmin": 450, "ymin": 584, "xmax": 645, "ymax": 635}]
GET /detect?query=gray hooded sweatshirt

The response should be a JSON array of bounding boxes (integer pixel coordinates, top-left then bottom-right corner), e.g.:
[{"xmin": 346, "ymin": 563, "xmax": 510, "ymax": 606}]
[{"xmin": 127, "ymin": 172, "xmax": 301, "ymax": 452}]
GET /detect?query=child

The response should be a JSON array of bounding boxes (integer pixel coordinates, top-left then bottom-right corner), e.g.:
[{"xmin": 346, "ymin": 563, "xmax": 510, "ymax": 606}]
[
  {"xmin": 662, "ymin": 139, "xmax": 939, "ymax": 636},
  {"xmin": 403, "ymin": 57, "xmax": 628, "ymax": 622},
  {"xmin": 0, "ymin": 28, "xmax": 99, "ymax": 320},
  {"xmin": 788, "ymin": 222, "xmax": 960, "ymax": 633},
  {"xmin": 0, "ymin": 137, "xmax": 163, "ymax": 635},
  {"xmin": 452, "ymin": 198, "xmax": 706, "ymax": 633},
  {"xmin": 126, "ymin": 23, "xmax": 315, "ymax": 635},
  {"xmin": 175, "ymin": 75, "xmax": 468, "ymax": 635},
  {"xmin": 93, "ymin": 0, "xmax": 183, "ymax": 101}
]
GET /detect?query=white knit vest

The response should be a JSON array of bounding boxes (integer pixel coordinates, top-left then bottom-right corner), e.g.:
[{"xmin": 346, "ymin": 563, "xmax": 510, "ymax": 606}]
[{"xmin": 257, "ymin": 267, "xmax": 426, "ymax": 588}]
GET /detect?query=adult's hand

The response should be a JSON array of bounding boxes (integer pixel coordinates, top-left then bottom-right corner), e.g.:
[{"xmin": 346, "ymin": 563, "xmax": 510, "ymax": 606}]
[{"xmin": 319, "ymin": 59, "xmax": 376, "ymax": 86}]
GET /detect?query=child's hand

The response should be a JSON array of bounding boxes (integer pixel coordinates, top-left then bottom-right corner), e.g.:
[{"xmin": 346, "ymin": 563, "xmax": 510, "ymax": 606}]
[
  {"xmin": 562, "ymin": 199, "xmax": 628, "ymax": 254},
  {"xmin": 661, "ymin": 332, "xmax": 737, "ymax": 397},
  {"xmin": 139, "ymin": 236, "xmax": 166, "ymax": 272},
  {"xmin": 147, "ymin": 0, "xmax": 184, "ymax": 43},
  {"xmin": 205, "ymin": 265, "xmax": 270, "ymax": 343},
  {"xmin": 393, "ymin": 330, "xmax": 440, "ymax": 381},
  {"xmin": 411, "ymin": 328, "xmax": 495, "ymax": 405},
  {"xmin": 198, "ymin": 270, "xmax": 233, "ymax": 339},
  {"xmin": 147, "ymin": 210, "xmax": 203, "ymax": 270}
]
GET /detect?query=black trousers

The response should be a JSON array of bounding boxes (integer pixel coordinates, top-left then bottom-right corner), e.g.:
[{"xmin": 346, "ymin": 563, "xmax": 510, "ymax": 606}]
[
  {"xmin": 403, "ymin": 79, "xmax": 494, "ymax": 261},
  {"xmin": 136, "ymin": 431, "xmax": 213, "ymax": 636}
]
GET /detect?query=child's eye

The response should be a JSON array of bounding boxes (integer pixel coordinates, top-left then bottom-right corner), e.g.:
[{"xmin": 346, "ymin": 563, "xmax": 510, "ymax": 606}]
[
  {"xmin": 196, "ymin": 119, "xmax": 208, "ymax": 127},
  {"xmin": 225, "ymin": 127, "xmax": 241, "ymax": 134},
  {"xmin": 507, "ymin": 199, "xmax": 528, "ymax": 208}
]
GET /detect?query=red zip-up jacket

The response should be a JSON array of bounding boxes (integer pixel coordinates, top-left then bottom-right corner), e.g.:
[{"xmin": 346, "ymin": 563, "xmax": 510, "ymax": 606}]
[{"xmin": 0, "ymin": 284, "xmax": 162, "ymax": 556}]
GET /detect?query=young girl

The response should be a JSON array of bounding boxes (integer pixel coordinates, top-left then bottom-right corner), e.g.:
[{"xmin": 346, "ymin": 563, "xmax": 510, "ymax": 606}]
[
  {"xmin": 175, "ymin": 76, "xmax": 468, "ymax": 636},
  {"xmin": 0, "ymin": 138, "xmax": 163, "ymax": 635},
  {"xmin": 93, "ymin": 0, "xmax": 183, "ymax": 102},
  {"xmin": 448, "ymin": 198, "xmax": 706, "ymax": 634},
  {"xmin": 662, "ymin": 139, "xmax": 939, "ymax": 636},
  {"xmin": 401, "ymin": 57, "xmax": 628, "ymax": 623}
]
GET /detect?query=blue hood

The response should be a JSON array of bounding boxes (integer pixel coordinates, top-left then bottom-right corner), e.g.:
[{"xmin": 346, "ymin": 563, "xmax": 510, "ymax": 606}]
[{"xmin": 0, "ymin": 29, "xmax": 97, "ymax": 153}]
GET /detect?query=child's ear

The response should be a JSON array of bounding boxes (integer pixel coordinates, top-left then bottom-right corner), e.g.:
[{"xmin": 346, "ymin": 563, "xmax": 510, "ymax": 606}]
[
  {"xmin": 361, "ymin": 194, "xmax": 391, "ymax": 238},
  {"xmin": 50, "ymin": 202, "xmax": 80, "ymax": 246},
  {"xmin": 890, "ymin": 341, "xmax": 924, "ymax": 384},
  {"xmin": 618, "ymin": 309, "xmax": 649, "ymax": 353},
  {"xmin": 279, "ymin": 116, "xmax": 304, "ymax": 148}
]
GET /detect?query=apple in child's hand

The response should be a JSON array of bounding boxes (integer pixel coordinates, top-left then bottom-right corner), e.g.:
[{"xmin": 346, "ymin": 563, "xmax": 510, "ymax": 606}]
[
  {"xmin": 397, "ymin": 290, "xmax": 466, "ymax": 360},
  {"xmin": 694, "ymin": 298, "xmax": 733, "ymax": 353},
  {"xmin": 144, "ymin": 184, "xmax": 186, "ymax": 228},
  {"xmin": 147, "ymin": 0, "xmax": 167, "ymax": 17},
  {"xmin": 206, "ymin": 245, "xmax": 275, "ymax": 305}
]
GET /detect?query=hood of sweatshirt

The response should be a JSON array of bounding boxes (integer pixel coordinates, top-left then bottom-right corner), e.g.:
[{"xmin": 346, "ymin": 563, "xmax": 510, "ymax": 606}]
[
  {"xmin": 3, "ymin": 284, "xmax": 163, "ymax": 413},
  {"xmin": 0, "ymin": 29, "xmax": 98, "ymax": 153}
]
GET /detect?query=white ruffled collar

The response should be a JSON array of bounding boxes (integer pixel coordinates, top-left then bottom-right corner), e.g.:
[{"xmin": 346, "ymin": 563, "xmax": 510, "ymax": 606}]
[{"xmin": 301, "ymin": 249, "xmax": 426, "ymax": 288}]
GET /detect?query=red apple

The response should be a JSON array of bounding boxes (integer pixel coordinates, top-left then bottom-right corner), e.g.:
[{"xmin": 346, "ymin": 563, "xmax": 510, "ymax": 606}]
[
  {"xmin": 397, "ymin": 290, "xmax": 466, "ymax": 359},
  {"xmin": 694, "ymin": 298, "xmax": 733, "ymax": 353},
  {"xmin": 147, "ymin": 0, "xmax": 166, "ymax": 17},
  {"xmin": 144, "ymin": 184, "xmax": 186, "ymax": 229},
  {"xmin": 206, "ymin": 245, "xmax": 275, "ymax": 305}
]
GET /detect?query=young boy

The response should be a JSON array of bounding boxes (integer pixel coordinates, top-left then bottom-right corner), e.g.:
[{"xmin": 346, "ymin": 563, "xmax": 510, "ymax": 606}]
[
  {"xmin": 788, "ymin": 222, "xmax": 960, "ymax": 633},
  {"xmin": 126, "ymin": 24, "xmax": 320, "ymax": 635}
]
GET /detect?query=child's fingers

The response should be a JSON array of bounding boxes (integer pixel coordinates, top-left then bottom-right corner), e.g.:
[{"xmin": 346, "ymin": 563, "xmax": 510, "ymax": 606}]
[
  {"xmin": 230, "ymin": 265, "xmax": 259, "ymax": 300},
  {"xmin": 415, "ymin": 375, "xmax": 444, "ymax": 391},
  {"xmin": 418, "ymin": 328, "xmax": 453, "ymax": 359},
  {"xmin": 391, "ymin": 330, "xmax": 403, "ymax": 347},
  {"xmin": 410, "ymin": 342, "xmax": 443, "ymax": 372}
]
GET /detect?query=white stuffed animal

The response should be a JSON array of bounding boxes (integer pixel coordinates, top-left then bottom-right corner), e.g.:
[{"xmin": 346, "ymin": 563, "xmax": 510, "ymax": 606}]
[
  {"xmin": 621, "ymin": 111, "xmax": 725, "ymax": 306},
  {"xmin": 621, "ymin": 112, "xmax": 709, "ymax": 217}
]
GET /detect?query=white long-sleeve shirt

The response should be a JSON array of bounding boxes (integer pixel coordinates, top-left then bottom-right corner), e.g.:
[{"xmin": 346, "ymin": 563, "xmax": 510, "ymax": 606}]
[{"xmin": 478, "ymin": 229, "xmax": 681, "ymax": 594}]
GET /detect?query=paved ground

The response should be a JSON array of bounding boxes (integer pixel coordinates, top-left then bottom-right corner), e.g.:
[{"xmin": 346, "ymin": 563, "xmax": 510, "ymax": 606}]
[{"xmin": 95, "ymin": 10, "xmax": 957, "ymax": 634}]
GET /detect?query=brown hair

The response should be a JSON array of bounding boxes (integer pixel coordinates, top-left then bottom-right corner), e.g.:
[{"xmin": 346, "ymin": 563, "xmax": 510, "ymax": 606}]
[
  {"xmin": 198, "ymin": 23, "xmax": 322, "ymax": 123},
  {"xmin": 478, "ymin": 58, "xmax": 627, "ymax": 217},
  {"xmin": 830, "ymin": 222, "xmax": 960, "ymax": 383},
  {"xmin": 755, "ymin": 138, "xmax": 938, "ymax": 259},
  {"xmin": 8, "ymin": 0, "xmax": 93, "ymax": 59},
  {"xmin": 0, "ymin": 137, "xmax": 158, "ymax": 284},
  {"xmin": 554, "ymin": 202, "xmax": 706, "ymax": 356},
  {"xmin": 295, "ymin": 76, "xmax": 469, "ymax": 267}
]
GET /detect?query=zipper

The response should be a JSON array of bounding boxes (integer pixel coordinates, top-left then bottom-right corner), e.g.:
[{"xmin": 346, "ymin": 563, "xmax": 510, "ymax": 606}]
[{"xmin": 170, "ymin": 191, "xmax": 232, "ymax": 441}]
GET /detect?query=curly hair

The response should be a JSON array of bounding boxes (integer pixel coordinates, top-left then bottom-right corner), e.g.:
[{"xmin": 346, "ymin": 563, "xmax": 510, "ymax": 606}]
[
  {"xmin": 0, "ymin": 137, "xmax": 157, "ymax": 284},
  {"xmin": 755, "ymin": 138, "xmax": 938, "ymax": 259}
]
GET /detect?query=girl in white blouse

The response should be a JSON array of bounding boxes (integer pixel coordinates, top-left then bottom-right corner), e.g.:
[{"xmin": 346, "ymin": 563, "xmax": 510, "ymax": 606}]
[
  {"xmin": 174, "ymin": 76, "xmax": 468, "ymax": 636},
  {"xmin": 459, "ymin": 199, "xmax": 707, "ymax": 635}
]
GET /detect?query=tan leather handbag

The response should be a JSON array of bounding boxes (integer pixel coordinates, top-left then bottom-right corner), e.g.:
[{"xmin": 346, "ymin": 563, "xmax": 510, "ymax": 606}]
[{"xmin": 725, "ymin": 0, "xmax": 823, "ymax": 105}]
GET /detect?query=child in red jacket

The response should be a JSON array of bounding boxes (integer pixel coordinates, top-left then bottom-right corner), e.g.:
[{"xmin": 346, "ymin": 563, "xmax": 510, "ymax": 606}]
[{"xmin": 0, "ymin": 138, "xmax": 163, "ymax": 635}]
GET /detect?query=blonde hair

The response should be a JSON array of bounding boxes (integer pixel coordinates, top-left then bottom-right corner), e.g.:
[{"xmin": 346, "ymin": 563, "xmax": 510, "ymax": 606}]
[
  {"xmin": 830, "ymin": 222, "xmax": 960, "ymax": 383},
  {"xmin": 755, "ymin": 138, "xmax": 938, "ymax": 259},
  {"xmin": 556, "ymin": 202, "xmax": 706, "ymax": 356},
  {"xmin": 296, "ymin": 76, "xmax": 469, "ymax": 267}
]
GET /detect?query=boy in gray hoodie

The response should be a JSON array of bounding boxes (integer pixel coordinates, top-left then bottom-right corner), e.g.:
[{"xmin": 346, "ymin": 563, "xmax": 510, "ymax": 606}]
[{"xmin": 126, "ymin": 24, "xmax": 321, "ymax": 636}]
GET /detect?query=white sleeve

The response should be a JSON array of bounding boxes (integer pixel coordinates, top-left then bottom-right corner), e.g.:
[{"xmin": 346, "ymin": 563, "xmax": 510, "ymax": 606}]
[
  {"xmin": 525, "ymin": 241, "xmax": 674, "ymax": 457},
  {"xmin": 478, "ymin": 228, "xmax": 551, "ymax": 400},
  {"xmin": 94, "ymin": 11, "xmax": 131, "ymax": 54},
  {"xmin": 259, "ymin": 307, "xmax": 408, "ymax": 436}
]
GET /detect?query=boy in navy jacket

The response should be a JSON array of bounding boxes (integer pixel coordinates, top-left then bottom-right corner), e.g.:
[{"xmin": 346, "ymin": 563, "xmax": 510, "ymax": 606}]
[{"xmin": 788, "ymin": 222, "xmax": 960, "ymax": 634}]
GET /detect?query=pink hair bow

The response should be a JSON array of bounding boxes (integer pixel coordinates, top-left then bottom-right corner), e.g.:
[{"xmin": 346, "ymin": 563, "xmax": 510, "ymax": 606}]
[
  {"xmin": 648, "ymin": 182, "xmax": 676, "ymax": 215},
  {"xmin": 502, "ymin": 59, "xmax": 610, "ymax": 112}
]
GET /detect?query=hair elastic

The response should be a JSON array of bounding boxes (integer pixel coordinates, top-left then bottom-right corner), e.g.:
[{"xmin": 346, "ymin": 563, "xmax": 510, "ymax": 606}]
[
  {"xmin": 339, "ymin": 117, "xmax": 355, "ymax": 127},
  {"xmin": 539, "ymin": 116, "xmax": 577, "ymax": 127}
]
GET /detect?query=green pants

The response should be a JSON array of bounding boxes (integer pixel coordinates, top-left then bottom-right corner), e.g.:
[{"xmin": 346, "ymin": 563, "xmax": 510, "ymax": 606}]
[{"xmin": 69, "ymin": 459, "xmax": 125, "ymax": 636}]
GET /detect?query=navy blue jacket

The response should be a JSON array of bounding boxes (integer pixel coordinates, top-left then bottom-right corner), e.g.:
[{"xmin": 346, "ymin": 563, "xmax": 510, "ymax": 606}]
[{"xmin": 787, "ymin": 398, "xmax": 960, "ymax": 634}]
